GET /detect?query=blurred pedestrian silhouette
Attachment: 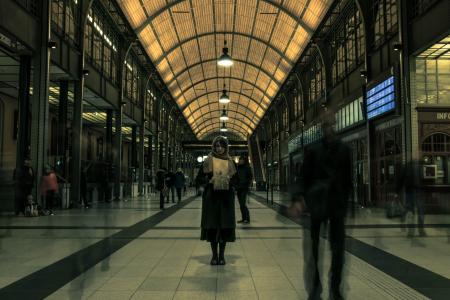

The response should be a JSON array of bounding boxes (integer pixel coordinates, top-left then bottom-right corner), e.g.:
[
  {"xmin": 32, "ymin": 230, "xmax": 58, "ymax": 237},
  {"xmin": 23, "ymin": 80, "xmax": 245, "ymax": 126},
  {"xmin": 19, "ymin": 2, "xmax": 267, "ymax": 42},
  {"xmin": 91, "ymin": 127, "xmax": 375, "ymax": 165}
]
[
  {"xmin": 41, "ymin": 166, "xmax": 59, "ymax": 215},
  {"xmin": 156, "ymin": 167, "xmax": 167, "ymax": 209},
  {"xmin": 236, "ymin": 155, "xmax": 253, "ymax": 224},
  {"xmin": 174, "ymin": 168, "xmax": 185, "ymax": 203},
  {"xmin": 396, "ymin": 160, "xmax": 426, "ymax": 237},
  {"xmin": 289, "ymin": 110, "xmax": 352, "ymax": 300},
  {"xmin": 165, "ymin": 170, "xmax": 176, "ymax": 203},
  {"xmin": 14, "ymin": 158, "xmax": 34, "ymax": 216}
]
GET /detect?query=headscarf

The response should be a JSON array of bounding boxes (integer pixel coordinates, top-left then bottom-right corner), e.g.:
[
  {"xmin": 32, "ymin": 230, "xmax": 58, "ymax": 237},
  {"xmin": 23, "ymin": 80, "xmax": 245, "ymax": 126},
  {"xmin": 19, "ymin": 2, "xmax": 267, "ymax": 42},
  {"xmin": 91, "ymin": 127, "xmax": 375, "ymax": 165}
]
[{"xmin": 203, "ymin": 136, "xmax": 236, "ymax": 176}]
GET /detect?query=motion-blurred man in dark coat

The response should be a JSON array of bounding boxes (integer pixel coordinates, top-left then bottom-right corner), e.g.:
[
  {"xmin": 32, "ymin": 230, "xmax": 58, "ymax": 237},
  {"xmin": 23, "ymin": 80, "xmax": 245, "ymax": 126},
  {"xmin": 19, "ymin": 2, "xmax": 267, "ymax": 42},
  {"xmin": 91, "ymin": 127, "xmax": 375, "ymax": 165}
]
[{"xmin": 289, "ymin": 111, "xmax": 352, "ymax": 300}]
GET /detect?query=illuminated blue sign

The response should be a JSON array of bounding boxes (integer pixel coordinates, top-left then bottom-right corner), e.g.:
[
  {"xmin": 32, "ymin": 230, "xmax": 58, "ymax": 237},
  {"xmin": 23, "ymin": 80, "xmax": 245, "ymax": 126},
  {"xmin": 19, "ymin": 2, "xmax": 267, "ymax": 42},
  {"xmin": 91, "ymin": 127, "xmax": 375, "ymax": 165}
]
[{"xmin": 366, "ymin": 76, "xmax": 395, "ymax": 119}]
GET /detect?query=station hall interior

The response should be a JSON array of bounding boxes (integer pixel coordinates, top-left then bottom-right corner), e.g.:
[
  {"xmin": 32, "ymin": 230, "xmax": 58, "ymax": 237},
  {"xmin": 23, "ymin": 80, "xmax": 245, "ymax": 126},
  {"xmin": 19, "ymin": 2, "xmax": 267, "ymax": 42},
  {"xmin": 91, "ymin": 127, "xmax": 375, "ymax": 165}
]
[{"xmin": 0, "ymin": 0, "xmax": 449, "ymax": 299}]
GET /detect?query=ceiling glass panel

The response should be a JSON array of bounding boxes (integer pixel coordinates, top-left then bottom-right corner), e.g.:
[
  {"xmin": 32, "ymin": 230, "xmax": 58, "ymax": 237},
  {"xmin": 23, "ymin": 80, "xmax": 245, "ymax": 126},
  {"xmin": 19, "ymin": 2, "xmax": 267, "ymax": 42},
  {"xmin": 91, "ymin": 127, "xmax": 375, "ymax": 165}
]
[{"xmin": 118, "ymin": 0, "xmax": 332, "ymax": 140}]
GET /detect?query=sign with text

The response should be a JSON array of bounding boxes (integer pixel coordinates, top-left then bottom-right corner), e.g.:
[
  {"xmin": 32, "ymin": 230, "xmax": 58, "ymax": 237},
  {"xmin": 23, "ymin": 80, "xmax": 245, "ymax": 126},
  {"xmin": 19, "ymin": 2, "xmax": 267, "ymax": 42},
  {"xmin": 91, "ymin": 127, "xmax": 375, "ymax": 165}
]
[{"xmin": 366, "ymin": 76, "xmax": 396, "ymax": 120}]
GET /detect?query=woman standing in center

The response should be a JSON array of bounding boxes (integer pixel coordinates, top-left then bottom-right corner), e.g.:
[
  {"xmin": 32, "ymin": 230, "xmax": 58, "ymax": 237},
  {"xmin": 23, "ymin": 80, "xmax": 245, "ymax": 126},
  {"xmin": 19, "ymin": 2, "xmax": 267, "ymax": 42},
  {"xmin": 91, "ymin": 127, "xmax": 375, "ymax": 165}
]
[{"xmin": 200, "ymin": 136, "xmax": 237, "ymax": 265}]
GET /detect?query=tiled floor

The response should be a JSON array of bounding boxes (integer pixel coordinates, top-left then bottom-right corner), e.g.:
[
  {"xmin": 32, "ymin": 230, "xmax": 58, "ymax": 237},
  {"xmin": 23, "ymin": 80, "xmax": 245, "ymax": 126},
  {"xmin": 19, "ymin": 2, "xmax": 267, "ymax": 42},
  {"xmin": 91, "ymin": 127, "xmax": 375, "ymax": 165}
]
[{"xmin": 0, "ymin": 189, "xmax": 448, "ymax": 299}]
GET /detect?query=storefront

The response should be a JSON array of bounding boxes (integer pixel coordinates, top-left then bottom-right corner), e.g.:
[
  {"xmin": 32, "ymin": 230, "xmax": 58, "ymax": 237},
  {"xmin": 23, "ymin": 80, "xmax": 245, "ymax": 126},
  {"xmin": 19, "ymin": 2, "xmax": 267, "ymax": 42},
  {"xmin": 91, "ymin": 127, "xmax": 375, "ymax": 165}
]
[
  {"xmin": 335, "ymin": 96, "xmax": 368, "ymax": 207},
  {"xmin": 417, "ymin": 110, "xmax": 450, "ymax": 212},
  {"xmin": 365, "ymin": 72, "xmax": 402, "ymax": 207},
  {"xmin": 372, "ymin": 117, "xmax": 403, "ymax": 207}
]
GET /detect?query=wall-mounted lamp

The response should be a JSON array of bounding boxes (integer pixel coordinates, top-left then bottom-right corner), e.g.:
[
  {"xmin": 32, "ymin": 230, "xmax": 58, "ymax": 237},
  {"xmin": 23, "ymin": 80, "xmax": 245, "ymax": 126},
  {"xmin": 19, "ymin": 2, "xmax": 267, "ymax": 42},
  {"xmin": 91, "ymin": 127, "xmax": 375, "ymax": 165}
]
[
  {"xmin": 393, "ymin": 43, "xmax": 402, "ymax": 51},
  {"xmin": 359, "ymin": 69, "xmax": 368, "ymax": 78},
  {"xmin": 82, "ymin": 69, "xmax": 90, "ymax": 76},
  {"xmin": 47, "ymin": 41, "xmax": 57, "ymax": 49},
  {"xmin": 121, "ymin": 101, "xmax": 127, "ymax": 107}
]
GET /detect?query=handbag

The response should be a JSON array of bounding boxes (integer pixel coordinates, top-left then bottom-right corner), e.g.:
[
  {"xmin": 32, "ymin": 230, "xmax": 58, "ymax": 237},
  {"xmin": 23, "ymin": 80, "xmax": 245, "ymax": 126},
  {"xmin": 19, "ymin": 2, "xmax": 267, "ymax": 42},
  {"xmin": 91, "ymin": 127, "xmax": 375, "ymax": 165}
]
[{"xmin": 386, "ymin": 198, "xmax": 404, "ymax": 218}]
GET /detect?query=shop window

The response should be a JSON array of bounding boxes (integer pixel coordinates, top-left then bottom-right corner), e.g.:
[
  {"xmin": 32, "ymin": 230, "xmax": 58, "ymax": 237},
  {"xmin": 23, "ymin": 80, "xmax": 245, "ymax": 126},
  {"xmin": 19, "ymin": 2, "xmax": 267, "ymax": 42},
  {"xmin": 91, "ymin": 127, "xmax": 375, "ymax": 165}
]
[{"xmin": 422, "ymin": 133, "xmax": 450, "ymax": 153}]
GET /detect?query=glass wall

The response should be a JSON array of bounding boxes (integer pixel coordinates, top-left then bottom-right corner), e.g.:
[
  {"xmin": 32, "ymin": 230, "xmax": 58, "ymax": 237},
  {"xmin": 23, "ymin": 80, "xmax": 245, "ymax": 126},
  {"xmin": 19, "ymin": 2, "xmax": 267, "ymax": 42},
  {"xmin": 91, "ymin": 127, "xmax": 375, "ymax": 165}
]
[{"xmin": 84, "ymin": 5, "xmax": 119, "ymax": 84}]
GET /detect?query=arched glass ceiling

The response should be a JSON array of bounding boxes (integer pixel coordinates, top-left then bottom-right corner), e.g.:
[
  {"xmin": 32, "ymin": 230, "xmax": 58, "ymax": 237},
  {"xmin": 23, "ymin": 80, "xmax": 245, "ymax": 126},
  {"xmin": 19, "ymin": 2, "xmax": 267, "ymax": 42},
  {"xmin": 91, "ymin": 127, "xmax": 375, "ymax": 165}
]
[{"xmin": 118, "ymin": 0, "xmax": 332, "ymax": 140}]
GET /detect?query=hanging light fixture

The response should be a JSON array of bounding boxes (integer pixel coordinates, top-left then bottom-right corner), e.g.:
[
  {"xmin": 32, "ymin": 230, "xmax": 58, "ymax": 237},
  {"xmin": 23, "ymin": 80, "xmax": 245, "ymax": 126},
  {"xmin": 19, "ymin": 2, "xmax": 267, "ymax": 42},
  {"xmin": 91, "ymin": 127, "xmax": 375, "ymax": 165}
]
[
  {"xmin": 217, "ymin": 40, "xmax": 233, "ymax": 67},
  {"xmin": 220, "ymin": 107, "xmax": 229, "ymax": 121},
  {"xmin": 219, "ymin": 84, "xmax": 230, "ymax": 104},
  {"xmin": 220, "ymin": 122, "xmax": 228, "ymax": 132}
]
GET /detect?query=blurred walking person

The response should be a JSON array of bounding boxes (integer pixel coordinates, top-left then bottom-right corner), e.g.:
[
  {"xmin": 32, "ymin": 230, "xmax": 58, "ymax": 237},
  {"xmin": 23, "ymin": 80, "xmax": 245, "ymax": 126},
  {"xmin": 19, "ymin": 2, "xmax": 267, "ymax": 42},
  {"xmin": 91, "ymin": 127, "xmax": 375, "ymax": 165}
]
[
  {"xmin": 156, "ymin": 167, "xmax": 167, "ymax": 209},
  {"xmin": 41, "ymin": 167, "xmax": 59, "ymax": 215},
  {"xmin": 174, "ymin": 168, "xmax": 185, "ymax": 203},
  {"xmin": 289, "ymin": 111, "xmax": 352, "ymax": 300},
  {"xmin": 236, "ymin": 155, "xmax": 253, "ymax": 224},
  {"xmin": 14, "ymin": 158, "xmax": 34, "ymax": 216},
  {"xmin": 396, "ymin": 160, "xmax": 426, "ymax": 237}
]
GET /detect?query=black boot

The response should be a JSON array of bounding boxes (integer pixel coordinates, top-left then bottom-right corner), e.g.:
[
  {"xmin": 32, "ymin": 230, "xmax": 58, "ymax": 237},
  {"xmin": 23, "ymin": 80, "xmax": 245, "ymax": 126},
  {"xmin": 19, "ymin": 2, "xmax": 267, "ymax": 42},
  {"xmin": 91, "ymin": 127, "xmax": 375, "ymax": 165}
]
[
  {"xmin": 210, "ymin": 242, "xmax": 218, "ymax": 265},
  {"xmin": 218, "ymin": 242, "xmax": 226, "ymax": 265}
]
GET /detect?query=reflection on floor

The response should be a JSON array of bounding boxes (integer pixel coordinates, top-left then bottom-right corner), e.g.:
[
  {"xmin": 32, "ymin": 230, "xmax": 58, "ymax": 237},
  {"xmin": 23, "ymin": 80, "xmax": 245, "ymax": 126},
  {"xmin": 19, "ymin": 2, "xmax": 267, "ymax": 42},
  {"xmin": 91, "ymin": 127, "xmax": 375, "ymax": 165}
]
[{"xmin": 0, "ymin": 189, "xmax": 448, "ymax": 299}]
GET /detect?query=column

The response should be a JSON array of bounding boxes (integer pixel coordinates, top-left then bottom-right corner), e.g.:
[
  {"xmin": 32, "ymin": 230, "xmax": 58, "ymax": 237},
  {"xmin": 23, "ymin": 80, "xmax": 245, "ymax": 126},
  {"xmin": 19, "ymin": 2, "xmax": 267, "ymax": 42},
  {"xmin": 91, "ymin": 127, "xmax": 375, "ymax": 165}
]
[
  {"xmin": 30, "ymin": 0, "xmax": 51, "ymax": 204},
  {"xmin": 57, "ymin": 80, "xmax": 68, "ymax": 177},
  {"xmin": 16, "ymin": 55, "xmax": 31, "ymax": 170},
  {"xmin": 105, "ymin": 109, "xmax": 113, "ymax": 161},
  {"xmin": 131, "ymin": 125, "xmax": 137, "ymax": 168},
  {"xmin": 138, "ymin": 126, "xmax": 144, "ymax": 195},
  {"xmin": 113, "ymin": 107, "xmax": 122, "ymax": 200},
  {"xmin": 70, "ymin": 79, "xmax": 84, "ymax": 204}
]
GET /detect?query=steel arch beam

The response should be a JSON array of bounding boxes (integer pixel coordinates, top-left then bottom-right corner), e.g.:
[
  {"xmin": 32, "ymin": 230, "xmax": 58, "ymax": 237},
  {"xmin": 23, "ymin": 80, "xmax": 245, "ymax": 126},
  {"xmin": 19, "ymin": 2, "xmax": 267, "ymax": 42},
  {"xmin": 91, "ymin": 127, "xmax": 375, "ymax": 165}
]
[
  {"xmin": 202, "ymin": 131, "xmax": 244, "ymax": 141},
  {"xmin": 198, "ymin": 126, "xmax": 248, "ymax": 140},
  {"xmin": 179, "ymin": 76, "xmax": 272, "ymax": 105},
  {"xmin": 196, "ymin": 119, "xmax": 251, "ymax": 135},
  {"xmin": 152, "ymin": 31, "xmax": 294, "ymax": 66},
  {"xmin": 200, "ymin": 130, "xmax": 246, "ymax": 141},
  {"xmin": 135, "ymin": 0, "xmax": 313, "ymax": 35},
  {"xmin": 185, "ymin": 103, "xmax": 259, "ymax": 126},
  {"xmin": 166, "ymin": 58, "xmax": 282, "ymax": 87},
  {"xmin": 181, "ymin": 90, "xmax": 262, "ymax": 112},
  {"xmin": 192, "ymin": 111, "xmax": 256, "ymax": 131}
]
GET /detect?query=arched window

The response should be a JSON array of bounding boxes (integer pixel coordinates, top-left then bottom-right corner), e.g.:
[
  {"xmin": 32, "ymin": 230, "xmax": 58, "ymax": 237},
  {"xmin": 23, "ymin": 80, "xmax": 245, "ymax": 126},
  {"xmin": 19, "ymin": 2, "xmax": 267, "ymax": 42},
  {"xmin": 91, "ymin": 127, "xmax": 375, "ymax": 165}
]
[{"xmin": 422, "ymin": 133, "xmax": 450, "ymax": 153}]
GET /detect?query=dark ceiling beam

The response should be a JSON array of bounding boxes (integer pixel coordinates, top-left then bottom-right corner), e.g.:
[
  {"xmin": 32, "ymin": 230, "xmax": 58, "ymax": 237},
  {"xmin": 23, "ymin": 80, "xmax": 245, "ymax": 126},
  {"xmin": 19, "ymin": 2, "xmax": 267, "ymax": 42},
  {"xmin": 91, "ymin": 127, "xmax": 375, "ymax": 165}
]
[
  {"xmin": 165, "ymin": 58, "xmax": 283, "ymax": 87},
  {"xmin": 135, "ymin": 0, "xmax": 313, "ymax": 35},
  {"xmin": 152, "ymin": 31, "xmax": 294, "ymax": 66},
  {"xmin": 179, "ymin": 75, "xmax": 271, "ymax": 105}
]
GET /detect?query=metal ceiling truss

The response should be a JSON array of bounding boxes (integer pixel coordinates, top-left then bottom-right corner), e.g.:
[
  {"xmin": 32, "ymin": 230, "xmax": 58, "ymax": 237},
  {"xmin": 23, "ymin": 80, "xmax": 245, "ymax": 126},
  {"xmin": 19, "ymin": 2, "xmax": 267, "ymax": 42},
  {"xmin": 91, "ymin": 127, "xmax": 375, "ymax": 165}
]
[
  {"xmin": 180, "ymin": 76, "xmax": 271, "ymax": 103},
  {"xmin": 153, "ymin": 32, "xmax": 294, "ymax": 66},
  {"xmin": 119, "ymin": 0, "xmax": 332, "ymax": 140},
  {"xmin": 166, "ymin": 58, "xmax": 283, "ymax": 87},
  {"xmin": 192, "ymin": 111, "xmax": 256, "ymax": 132},
  {"xmin": 135, "ymin": 0, "xmax": 314, "ymax": 35}
]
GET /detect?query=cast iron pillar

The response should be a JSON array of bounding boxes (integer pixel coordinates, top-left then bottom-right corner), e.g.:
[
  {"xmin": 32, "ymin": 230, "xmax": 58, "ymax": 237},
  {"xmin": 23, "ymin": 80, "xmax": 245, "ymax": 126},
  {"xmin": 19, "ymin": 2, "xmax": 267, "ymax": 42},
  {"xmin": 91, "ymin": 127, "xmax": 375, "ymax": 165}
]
[
  {"xmin": 30, "ymin": 0, "xmax": 51, "ymax": 204},
  {"xmin": 138, "ymin": 126, "xmax": 145, "ymax": 195},
  {"xmin": 105, "ymin": 109, "xmax": 113, "ymax": 161},
  {"xmin": 57, "ymin": 80, "xmax": 68, "ymax": 177},
  {"xmin": 16, "ymin": 56, "xmax": 31, "ymax": 171},
  {"xmin": 70, "ymin": 77, "xmax": 84, "ymax": 205},
  {"xmin": 113, "ymin": 107, "xmax": 123, "ymax": 201}
]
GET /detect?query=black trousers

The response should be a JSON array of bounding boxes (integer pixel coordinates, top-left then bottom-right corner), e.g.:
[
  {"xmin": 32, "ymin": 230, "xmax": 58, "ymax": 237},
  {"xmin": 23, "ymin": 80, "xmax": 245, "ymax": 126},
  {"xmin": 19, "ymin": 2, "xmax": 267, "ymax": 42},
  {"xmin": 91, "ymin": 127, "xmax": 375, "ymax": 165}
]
[
  {"xmin": 159, "ymin": 191, "xmax": 165, "ymax": 209},
  {"xmin": 45, "ymin": 190, "xmax": 56, "ymax": 211},
  {"xmin": 237, "ymin": 189, "xmax": 250, "ymax": 221},
  {"xmin": 309, "ymin": 216, "xmax": 345, "ymax": 295},
  {"xmin": 176, "ymin": 188, "xmax": 182, "ymax": 203},
  {"xmin": 166, "ymin": 186, "xmax": 175, "ymax": 203}
]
